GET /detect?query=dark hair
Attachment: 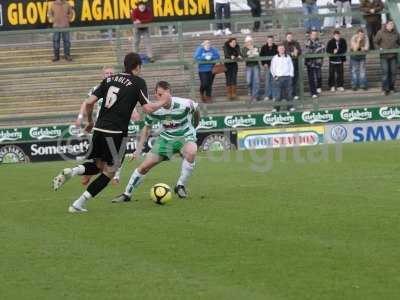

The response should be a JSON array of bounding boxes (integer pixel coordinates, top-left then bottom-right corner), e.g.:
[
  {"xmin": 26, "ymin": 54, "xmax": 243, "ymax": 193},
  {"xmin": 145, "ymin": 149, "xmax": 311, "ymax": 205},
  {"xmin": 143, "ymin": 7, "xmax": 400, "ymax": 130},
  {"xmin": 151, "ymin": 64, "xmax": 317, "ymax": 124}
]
[
  {"xmin": 357, "ymin": 28, "xmax": 364, "ymax": 33},
  {"xmin": 226, "ymin": 37, "xmax": 237, "ymax": 45},
  {"xmin": 155, "ymin": 81, "xmax": 171, "ymax": 91},
  {"xmin": 333, "ymin": 30, "xmax": 341, "ymax": 35},
  {"xmin": 124, "ymin": 52, "xmax": 142, "ymax": 73},
  {"xmin": 286, "ymin": 32, "xmax": 293, "ymax": 36},
  {"xmin": 267, "ymin": 35, "xmax": 274, "ymax": 39}
]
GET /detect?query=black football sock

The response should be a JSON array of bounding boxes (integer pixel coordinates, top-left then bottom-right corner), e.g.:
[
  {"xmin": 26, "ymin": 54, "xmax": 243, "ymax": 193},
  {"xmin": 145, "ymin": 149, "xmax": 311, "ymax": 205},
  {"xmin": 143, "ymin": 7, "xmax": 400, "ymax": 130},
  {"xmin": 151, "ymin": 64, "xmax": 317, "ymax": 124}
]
[
  {"xmin": 82, "ymin": 162, "xmax": 100, "ymax": 175},
  {"xmin": 87, "ymin": 173, "xmax": 111, "ymax": 197}
]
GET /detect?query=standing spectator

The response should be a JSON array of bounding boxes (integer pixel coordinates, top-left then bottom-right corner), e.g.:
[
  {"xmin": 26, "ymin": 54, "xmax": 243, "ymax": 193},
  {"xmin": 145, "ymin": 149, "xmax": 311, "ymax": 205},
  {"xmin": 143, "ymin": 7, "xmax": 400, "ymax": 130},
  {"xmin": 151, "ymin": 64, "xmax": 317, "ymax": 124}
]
[
  {"xmin": 350, "ymin": 28, "xmax": 369, "ymax": 91},
  {"xmin": 247, "ymin": 0, "xmax": 262, "ymax": 32},
  {"xmin": 215, "ymin": 0, "xmax": 232, "ymax": 35},
  {"xmin": 305, "ymin": 30, "xmax": 325, "ymax": 98},
  {"xmin": 193, "ymin": 40, "xmax": 220, "ymax": 103},
  {"xmin": 283, "ymin": 32, "xmax": 302, "ymax": 100},
  {"xmin": 360, "ymin": 0, "xmax": 384, "ymax": 49},
  {"xmin": 260, "ymin": 36, "xmax": 278, "ymax": 100},
  {"xmin": 374, "ymin": 20, "xmax": 400, "ymax": 95},
  {"xmin": 326, "ymin": 30, "xmax": 347, "ymax": 92},
  {"xmin": 131, "ymin": 0, "xmax": 155, "ymax": 62},
  {"xmin": 335, "ymin": 0, "xmax": 352, "ymax": 28},
  {"xmin": 302, "ymin": 0, "xmax": 321, "ymax": 34},
  {"xmin": 242, "ymin": 36, "xmax": 260, "ymax": 102},
  {"xmin": 223, "ymin": 38, "xmax": 242, "ymax": 100},
  {"xmin": 47, "ymin": 0, "xmax": 74, "ymax": 62},
  {"xmin": 270, "ymin": 44, "xmax": 294, "ymax": 112}
]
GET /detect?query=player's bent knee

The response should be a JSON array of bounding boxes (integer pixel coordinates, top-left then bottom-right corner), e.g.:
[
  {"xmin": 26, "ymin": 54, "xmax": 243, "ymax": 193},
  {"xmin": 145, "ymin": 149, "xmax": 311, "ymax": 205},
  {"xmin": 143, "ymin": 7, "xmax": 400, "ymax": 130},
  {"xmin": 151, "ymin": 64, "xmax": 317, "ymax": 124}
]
[
  {"xmin": 103, "ymin": 164, "xmax": 119, "ymax": 178},
  {"xmin": 95, "ymin": 160, "xmax": 105, "ymax": 171},
  {"xmin": 102, "ymin": 171, "xmax": 116, "ymax": 179}
]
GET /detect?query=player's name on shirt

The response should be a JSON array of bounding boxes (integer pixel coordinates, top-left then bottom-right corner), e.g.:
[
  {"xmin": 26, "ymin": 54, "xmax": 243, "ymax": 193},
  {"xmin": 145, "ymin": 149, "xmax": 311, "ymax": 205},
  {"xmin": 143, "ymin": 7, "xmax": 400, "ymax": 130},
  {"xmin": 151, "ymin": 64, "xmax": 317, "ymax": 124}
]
[{"xmin": 106, "ymin": 74, "xmax": 133, "ymax": 86}]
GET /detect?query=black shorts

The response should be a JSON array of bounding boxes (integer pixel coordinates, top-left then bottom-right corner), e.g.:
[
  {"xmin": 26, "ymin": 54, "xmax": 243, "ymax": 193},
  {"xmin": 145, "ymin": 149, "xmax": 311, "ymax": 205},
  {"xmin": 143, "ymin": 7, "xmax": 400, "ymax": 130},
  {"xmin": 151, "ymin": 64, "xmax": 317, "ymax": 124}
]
[{"xmin": 87, "ymin": 130, "xmax": 126, "ymax": 167}]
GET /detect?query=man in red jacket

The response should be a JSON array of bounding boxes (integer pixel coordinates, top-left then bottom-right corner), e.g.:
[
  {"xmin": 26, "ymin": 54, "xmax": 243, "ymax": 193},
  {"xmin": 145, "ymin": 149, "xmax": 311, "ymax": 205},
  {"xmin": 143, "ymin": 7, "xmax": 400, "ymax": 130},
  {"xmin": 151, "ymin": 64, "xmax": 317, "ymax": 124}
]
[{"xmin": 131, "ymin": 0, "xmax": 155, "ymax": 62}]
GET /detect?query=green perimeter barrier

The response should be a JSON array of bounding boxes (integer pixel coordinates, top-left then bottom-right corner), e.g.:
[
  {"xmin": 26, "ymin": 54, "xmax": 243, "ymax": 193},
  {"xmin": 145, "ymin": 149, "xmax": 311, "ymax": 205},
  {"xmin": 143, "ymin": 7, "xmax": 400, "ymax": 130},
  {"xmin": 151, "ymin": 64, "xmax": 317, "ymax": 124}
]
[{"xmin": 1, "ymin": 105, "xmax": 399, "ymax": 144}]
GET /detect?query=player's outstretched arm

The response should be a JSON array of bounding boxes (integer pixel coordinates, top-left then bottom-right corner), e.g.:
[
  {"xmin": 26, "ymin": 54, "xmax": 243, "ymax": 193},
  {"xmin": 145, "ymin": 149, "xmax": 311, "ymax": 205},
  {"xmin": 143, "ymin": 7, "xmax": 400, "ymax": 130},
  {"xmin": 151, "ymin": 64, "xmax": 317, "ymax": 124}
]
[
  {"xmin": 83, "ymin": 94, "xmax": 99, "ymax": 132},
  {"xmin": 142, "ymin": 100, "xmax": 167, "ymax": 114},
  {"xmin": 133, "ymin": 125, "xmax": 151, "ymax": 159},
  {"xmin": 193, "ymin": 109, "xmax": 201, "ymax": 128},
  {"xmin": 75, "ymin": 102, "xmax": 86, "ymax": 126}
]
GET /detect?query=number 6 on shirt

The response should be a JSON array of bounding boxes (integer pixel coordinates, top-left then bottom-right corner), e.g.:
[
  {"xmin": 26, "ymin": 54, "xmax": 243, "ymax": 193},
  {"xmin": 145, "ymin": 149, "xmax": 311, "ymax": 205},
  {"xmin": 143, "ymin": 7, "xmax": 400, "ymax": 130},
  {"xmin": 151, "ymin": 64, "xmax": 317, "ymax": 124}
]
[{"xmin": 105, "ymin": 86, "xmax": 120, "ymax": 108}]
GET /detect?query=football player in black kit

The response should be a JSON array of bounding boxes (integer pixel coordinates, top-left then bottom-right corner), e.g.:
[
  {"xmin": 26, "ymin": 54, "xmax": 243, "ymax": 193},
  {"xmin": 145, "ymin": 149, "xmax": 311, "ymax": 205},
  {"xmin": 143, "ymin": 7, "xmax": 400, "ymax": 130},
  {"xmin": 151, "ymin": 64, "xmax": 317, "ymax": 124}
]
[{"xmin": 53, "ymin": 52, "xmax": 168, "ymax": 213}]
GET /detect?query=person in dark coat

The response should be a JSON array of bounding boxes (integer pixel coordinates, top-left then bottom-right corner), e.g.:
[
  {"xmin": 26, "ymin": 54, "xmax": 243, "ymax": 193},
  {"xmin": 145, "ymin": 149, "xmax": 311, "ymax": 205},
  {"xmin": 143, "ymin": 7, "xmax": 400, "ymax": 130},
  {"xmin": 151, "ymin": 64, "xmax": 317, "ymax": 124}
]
[
  {"xmin": 223, "ymin": 38, "xmax": 242, "ymax": 100},
  {"xmin": 260, "ymin": 36, "xmax": 278, "ymax": 100},
  {"xmin": 326, "ymin": 30, "xmax": 347, "ymax": 91},
  {"xmin": 359, "ymin": 0, "xmax": 384, "ymax": 49},
  {"xmin": 247, "ymin": 0, "xmax": 262, "ymax": 32}
]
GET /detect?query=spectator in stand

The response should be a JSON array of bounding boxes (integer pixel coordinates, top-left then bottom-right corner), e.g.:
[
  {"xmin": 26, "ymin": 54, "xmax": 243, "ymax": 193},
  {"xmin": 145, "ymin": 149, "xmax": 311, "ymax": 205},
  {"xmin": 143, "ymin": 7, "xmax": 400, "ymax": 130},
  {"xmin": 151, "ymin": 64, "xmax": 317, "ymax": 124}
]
[
  {"xmin": 270, "ymin": 44, "xmax": 294, "ymax": 112},
  {"xmin": 215, "ymin": 0, "xmax": 232, "ymax": 36},
  {"xmin": 243, "ymin": 36, "xmax": 260, "ymax": 102},
  {"xmin": 223, "ymin": 38, "xmax": 242, "ymax": 100},
  {"xmin": 260, "ymin": 36, "xmax": 278, "ymax": 101},
  {"xmin": 47, "ymin": 0, "xmax": 74, "ymax": 62},
  {"xmin": 131, "ymin": 0, "xmax": 155, "ymax": 62},
  {"xmin": 193, "ymin": 40, "xmax": 220, "ymax": 103},
  {"xmin": 350, "ymin": 28, "xmax": 369, "ymax": 91},
  {"xmin": 360, "ymin": 0, "xmax": 384, "ymax": 49},
  {"xmin": 326, "ymin": 30, "xmax": 347, "ymax": 92},
  {"xmin": 305, "ymin": 30, "xmax": 325, "ymax": 98},
  {"xmin": 374, "ymin": 20, "xmax": 400, "ymax": 96},
  {"xmin": 247, "ymin": 0, "xmax": 262, "ymax": 32},
  {"xmin": 283, "ymin": 32, "xmax": 302, "ymax": 100},
  {"xmin": 302, "ymin": 0, "xmax": 321, "ymax": 34},
  {"xmin": 335, "ymin": 0, "xmax": 352, "ymax": 28}
]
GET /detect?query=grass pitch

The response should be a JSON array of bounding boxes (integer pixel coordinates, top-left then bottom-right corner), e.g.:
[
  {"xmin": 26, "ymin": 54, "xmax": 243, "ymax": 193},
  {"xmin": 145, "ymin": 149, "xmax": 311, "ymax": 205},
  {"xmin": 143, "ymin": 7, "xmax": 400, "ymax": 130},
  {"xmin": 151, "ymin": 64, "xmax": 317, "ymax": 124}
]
[{"xmin": 0, "ymin": 142, "xmax": 399, "ymax": 300}]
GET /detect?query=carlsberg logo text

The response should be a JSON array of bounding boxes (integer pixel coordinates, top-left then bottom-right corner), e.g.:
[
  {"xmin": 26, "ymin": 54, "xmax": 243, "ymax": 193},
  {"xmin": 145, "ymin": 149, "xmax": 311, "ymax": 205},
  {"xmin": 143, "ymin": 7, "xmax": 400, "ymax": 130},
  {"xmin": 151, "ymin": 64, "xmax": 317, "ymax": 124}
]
[
  {"xmin": 379, "ymin": 107, "xmax": 400, "ymax": 120},
  {"xmin": 302, "ymin": 111, "xmax": 334, "ymax": 124},
  {"xmin": 224, "ymin": 116, "xmax": 256, "ymax": 128},
  {"xmin": 30, "ymin": 127, "xmax": 62, "ymax": 140},
  {"xmin": 263, "ymin": 113, "xmax": 295, "ymax": 126},
  {"xmin": 340, "ymin": 109, "xmax": 372, "ymax": 122},
  {"xmin": 198, "ymin": 118, "xmax": 218, "ymax": 129},
  {"xmin": 0, "ymin": 129, "xmax": 23, "ymax": 143}
]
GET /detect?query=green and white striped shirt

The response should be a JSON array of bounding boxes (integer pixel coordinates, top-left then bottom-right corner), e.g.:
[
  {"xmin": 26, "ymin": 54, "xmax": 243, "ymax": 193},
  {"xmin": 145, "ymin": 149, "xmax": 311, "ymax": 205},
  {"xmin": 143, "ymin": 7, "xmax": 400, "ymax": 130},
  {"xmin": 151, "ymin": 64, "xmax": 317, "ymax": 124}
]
[{"xmin": 144, "ymin": 97, "xmax": 198, "ymax": 141}]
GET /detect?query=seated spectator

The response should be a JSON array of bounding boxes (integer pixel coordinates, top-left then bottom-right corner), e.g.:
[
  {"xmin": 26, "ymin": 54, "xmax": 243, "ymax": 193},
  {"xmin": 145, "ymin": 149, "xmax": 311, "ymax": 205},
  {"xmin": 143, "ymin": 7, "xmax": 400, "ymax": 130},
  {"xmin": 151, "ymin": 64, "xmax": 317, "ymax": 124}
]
[
  {"xmin": 270, "ymin": 44, "xmax": 294, "ymax": 112},
  {"xmin": 305, "ymin": 30, "xmax": 325, "ymax": 98},
  {"xmin": 283, "ymin": 32, "xmax": 302, "ymax": 100},
  {"xmin": 260, "ymin": 36, "xmax": 277, "ymax": 100},
  {"xmin": 247, "ymin": 0, "xmax": 262, "ymax": 32},
  {"xmin": 374, "ymin": 20, "xmax": 400, "ymax": 95},
  {"xmin": 335, "ymin": 0, "xmax": 352, "ymax": 28},
  {"xmin": 242, "ymin": 36, "xmax": 261, "ymax": 102},
  {"xmin": 47, "ymin": 0, "xmax": 74, "ymax": 62},
  {"xmin": 360, "ymin": 0, "xmax": 384, "ymax": 49},
  {"xmin": 302, "ymin": 0, "xmax": 321, "ymax": 34},
  {"xmin": 350, "ymin": 28, "xmax": 369, "ymax": 91},
  {"xmin": 215, "ymin": 0, "xmax": 232, "ymax": 36},
  {"xmin": 193, "ymin": 40, "xmax": 220, "ymax": 103},
  {"xmin": 131, "ymin": 0, "xmax": 155, "ymax": 62},
  {"xmin": 223, "ymin": 38, "xmax": 242, "ymax": 100},
  {"xmin": 326, "ymin": 30, "xmax": 347, "ymax": 92}
]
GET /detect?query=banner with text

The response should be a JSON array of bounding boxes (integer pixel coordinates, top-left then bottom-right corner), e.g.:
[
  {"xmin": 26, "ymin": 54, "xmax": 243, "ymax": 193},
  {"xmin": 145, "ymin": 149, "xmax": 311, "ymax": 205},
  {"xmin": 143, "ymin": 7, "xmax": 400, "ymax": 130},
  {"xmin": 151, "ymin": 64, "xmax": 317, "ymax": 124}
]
[
  {"xmin": 0, "ymin": 0, "xmax": 214, "ymax": 31},
  {"xmin": 237, "ymin": 126, "xmax": 325, "ymax": 150},
  {"xmin": 1, "ymin": 105, "xmax": 400, "ymax": 144},
  {"xmin": 325, "ymin": 120, "xmax": 400, "ymax": 144}
]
